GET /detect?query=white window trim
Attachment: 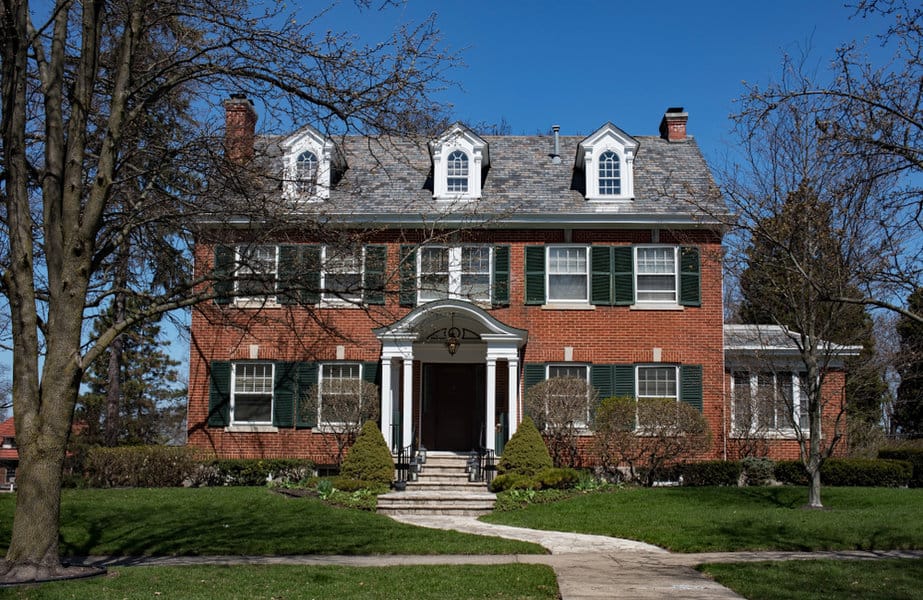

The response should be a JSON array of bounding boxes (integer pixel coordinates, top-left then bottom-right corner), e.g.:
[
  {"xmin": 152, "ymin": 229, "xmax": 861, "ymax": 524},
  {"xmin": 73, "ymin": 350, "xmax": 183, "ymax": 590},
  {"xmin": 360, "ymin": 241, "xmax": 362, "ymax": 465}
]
[
  {"xmin": 430, "ymin": 125, "xmax": 488, "ymax": 201},
  {"xmin": 730, "ymin": 371, "xmax": 808, "ymax": 438},
  {"xmin": 230, "ymin": 362, "xmax": 275, "ymax": 427},
  {"xmin": 545, "ymin": 364, "xmax": 593, "ymax": 432},
  {"xmin": 545, "ymin": 245, "xmax": 590, "ymax": 305},
  {"xmin": 321, "ymin": 246, "xmax": 366, "ymax": 305},
  {"xmin": 233, "ymin": 244, "xmax": 279, "ymax": 306},
  {"xmin": 315, "ymin": 362, "xmax": 365, "ymax": 430},
  {"xmin": 417, "ymin": 245, "xmax": 493, "ymax": 304},
  {"xmin": 633, "ymin": 245, "xmax": 680, "ymax": 308},
  {"xmin": 636, "ymin": 365, "xmax": 680, "ymax": 402},
  {"xmin": 577, "ymin": 124, "xmax": 638, "ymax": 202},
  {"xmin": 281, "ymin": 127, "xmax": 336, "ymax": 201}
]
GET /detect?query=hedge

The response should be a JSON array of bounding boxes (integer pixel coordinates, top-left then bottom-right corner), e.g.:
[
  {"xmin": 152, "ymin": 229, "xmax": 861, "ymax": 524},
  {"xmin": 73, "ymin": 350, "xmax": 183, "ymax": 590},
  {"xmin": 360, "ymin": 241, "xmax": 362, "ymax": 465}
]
[
  {"xmin": 193, "ymin": 458, "xmax": 314, "ymax": 487},
  {"xmin": 678, "ymin": 461, "xmax": 742, "ymax": 487},
  {"xmin": 775, "ymin": 458, "xmax": 912, "ymax": 487},
  {"xmin": 878, "ymin": 448, "xmax": 923, "ymax": 488},
  {"xmin": 490, "ymin": 467, "xmax": 580, "ymax": 492},
  {"xmin": 86, "ymin": 446, "xmax": 200, "ymax": 488}
]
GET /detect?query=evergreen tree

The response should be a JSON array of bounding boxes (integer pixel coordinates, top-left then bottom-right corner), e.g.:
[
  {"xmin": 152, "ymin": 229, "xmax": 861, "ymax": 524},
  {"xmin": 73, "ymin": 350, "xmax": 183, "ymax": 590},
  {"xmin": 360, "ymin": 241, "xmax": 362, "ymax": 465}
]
[{"xmin": 895, "ymin": 288, "xmax": 923, "ymax": 437}]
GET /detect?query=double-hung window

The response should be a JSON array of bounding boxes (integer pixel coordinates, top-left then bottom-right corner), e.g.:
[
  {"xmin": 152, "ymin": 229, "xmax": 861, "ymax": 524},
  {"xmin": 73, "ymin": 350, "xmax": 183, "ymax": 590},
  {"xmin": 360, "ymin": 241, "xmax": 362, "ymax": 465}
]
[
  {"xmin": 547, "ymin": 364, "xmax": 591, "ymax": 428},
  {"xmin": 232, "ymin": 363, "xmax": 274, "ymax": 425},
  {"xmin": 547, "ymin": 247, "xmax": 589, "ymax": 302},
  {"xmin": 635, "ymin": 247, "xmax": 677, "ymax": 303},
  {"xmin": 598, "ymin": 150, "xmax": 621, "ymax": 196},
  {"xmin": 235, "ymin": 245, "xmax": 278, "ymax": 300},
  {"xmin": 322, "ymin": 247, "xmax": 363, "ymax": 303},
  {"xmin": 318, "ymin": 363, "xmax": 363, "ymax": 425},
  {"xmin": 446, "ymin": 150, "xmax": 469, "ymax": 192},
  {"xmin": 418, "ymin": 246, "xmax": 492, "ymax": 303},
  {"xmin": 637, "ymin": 366, "xmax": 678, "ymax": 401},
  {"xmin": 732, "ymin": 371, "xmax": 809, "ymax": 434},
  {"xmin": 295, "ymin": 150, "xmax": 318, "ymax": 195}
]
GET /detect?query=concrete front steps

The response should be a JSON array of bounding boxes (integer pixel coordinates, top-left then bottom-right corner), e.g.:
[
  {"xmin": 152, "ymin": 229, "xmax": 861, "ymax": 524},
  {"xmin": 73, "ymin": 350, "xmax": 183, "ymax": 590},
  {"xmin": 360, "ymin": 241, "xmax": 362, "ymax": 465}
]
[{"xmin": 377, "ymin": 451, "xmax": 496, "ymax": 517}]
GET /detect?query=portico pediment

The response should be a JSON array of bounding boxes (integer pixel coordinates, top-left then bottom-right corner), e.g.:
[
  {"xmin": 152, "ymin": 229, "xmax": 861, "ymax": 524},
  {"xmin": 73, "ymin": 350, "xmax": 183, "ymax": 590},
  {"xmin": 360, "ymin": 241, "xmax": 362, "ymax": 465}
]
[{"xmin": 373, "ymin": 300, "xmax": 528, "ymax": 346}]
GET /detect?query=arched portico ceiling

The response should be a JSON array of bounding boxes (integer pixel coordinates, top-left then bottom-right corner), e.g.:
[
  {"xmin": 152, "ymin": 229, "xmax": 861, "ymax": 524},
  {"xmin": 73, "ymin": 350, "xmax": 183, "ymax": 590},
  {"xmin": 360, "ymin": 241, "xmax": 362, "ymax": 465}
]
[{"xmin": 373, "ymin": 299, "xmax": 528, "ymax": 346}]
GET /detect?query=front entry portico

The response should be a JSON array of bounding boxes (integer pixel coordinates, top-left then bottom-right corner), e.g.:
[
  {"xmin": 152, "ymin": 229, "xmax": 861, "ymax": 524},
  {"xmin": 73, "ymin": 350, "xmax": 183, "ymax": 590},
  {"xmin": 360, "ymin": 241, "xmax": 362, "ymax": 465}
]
[{"xmin": 374, "ymin": 300, "xmax": 527, "ymax": 453}]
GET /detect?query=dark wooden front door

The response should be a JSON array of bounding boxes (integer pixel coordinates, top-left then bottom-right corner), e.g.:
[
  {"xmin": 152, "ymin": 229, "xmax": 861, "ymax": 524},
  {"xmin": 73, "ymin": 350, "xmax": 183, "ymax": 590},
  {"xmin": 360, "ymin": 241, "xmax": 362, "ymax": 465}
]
[{"xmin": 421, "ymin": 363, "xmax": 485, "ymax": 451}]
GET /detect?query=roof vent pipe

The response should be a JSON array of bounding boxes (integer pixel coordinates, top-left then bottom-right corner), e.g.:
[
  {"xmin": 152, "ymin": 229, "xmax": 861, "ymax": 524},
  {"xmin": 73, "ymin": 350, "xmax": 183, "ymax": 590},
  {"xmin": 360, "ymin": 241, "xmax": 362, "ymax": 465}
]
[{"xmin": 552, "ymin": 125, "xmax": 561, "ymax": 164}]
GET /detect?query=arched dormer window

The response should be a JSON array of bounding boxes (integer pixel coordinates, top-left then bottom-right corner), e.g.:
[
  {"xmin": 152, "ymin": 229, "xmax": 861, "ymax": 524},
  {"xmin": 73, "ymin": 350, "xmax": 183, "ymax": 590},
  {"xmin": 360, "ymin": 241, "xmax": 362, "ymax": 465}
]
[
  {"xmin": 598, "ymin": 150, "xmax": 621, "ymax": 195},
  {"xmin": 447, "ymin": 150, "xmax": 469, "ymax": 192},
  {"xmin": 295, "ymin": 150, "xmax": 318, "ymax": 195}
]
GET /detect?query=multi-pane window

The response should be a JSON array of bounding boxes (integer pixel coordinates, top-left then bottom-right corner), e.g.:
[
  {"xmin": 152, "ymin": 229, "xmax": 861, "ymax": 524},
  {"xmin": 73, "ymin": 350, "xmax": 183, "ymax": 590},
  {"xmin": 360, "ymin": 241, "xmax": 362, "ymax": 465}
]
[
  {"xmin": 547, "ymin": 365, "xmax": 591, "ymax": 428},
  {"xmin": 637, "ymin": 366, "xmax": 678, "ymax": 401},
  {"xmin": 232, "ymin": 363, "xmax": 274, "ymax": 424},
  {"xmin": 295, "ymin": 151, "xmax": 318, "ymax": 195},
  {"xmin": 235, "ymin": 245, "xmax": 278, "ymax": 298},
  {"xmin": 636, "ymin": 247, "xmax": 677, "ymax": 302},
  {"xmin": 319, "ymin": 364, "xmax": 362, "ymax": 424},
  {"xmin": 598, "ymin": 150, "xmax": 621, "ymax": 195},
  {"xmin": 323, "ymin": 247, "xmax": 363, "ymax": 302},
  {"xmin": 418, "ymin": 246, "xmax": 492, "ymax": 303},
  {"xmin": 732, "ymin": 371, "xmax": 809, "ymax": 433},
  {"xmin": 548, "ymin": 247, "xmax": 588, "ymax": 302},
  {"xmin": 447, "ymin": 150, "xmax": 469, "ymax": 192}
]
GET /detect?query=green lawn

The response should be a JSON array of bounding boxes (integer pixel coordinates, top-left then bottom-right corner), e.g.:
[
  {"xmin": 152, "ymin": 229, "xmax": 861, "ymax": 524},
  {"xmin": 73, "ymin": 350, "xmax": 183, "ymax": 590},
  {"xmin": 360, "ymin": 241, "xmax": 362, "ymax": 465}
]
[
  {"xmin": 0, "ymin": 487, "xmax": 544, "ymax": 556},
  {"xmin": 483, "ymin": 486, "xmax": 923, "ymax": 552},
  {"xmin": 699, "ymin": 558, "xmax": 923, "ymax": 600},
  {"xmin": 0, "ymin": 564, "xmax": 560, "ymax": 600}
]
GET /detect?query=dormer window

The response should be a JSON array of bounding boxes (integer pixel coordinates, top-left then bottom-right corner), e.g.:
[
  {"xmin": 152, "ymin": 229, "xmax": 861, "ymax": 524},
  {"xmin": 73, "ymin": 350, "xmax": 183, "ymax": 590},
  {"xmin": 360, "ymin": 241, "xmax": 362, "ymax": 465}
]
[
  {"xmin": 430, "ymin": 123, "xmax": 489, "ymax": 201},
  {"xmin": 598, "ymin": 150, "xmax": 621, "ymax": 195},
  {"xmin": 577, "ymin": 123, "xmax": 639, "ymax": 201},
  {"xmin": 447, "ymin": 150, "xmax": 469, "ymax": 192},
  {"xmin": 295, "ymin": 151, "xmax": 318, "ymax": 195},
  {"xmin": 281, "ymin": 125, "xmax": 343, "ymax": 201}
]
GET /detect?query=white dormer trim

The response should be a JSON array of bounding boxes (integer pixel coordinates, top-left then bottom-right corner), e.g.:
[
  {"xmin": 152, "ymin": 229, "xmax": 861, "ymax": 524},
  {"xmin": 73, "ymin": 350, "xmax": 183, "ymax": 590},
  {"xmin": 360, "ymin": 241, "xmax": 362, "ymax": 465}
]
[
  {"xmin": 280, "ymin": 125, "xmax": 343, "ymax": 201},
  {"xmin": 430, "ymin": 123, "xmax": 490, "ymax": 201},
  {"xmin": 576, "ymin": 123, "xmax": 639, "ymax": 201}
]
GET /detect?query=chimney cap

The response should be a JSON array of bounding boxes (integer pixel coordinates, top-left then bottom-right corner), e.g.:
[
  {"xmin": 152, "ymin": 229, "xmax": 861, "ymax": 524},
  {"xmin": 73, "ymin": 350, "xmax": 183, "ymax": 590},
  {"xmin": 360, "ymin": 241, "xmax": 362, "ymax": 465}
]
[
  {"xmin": 227, "ymin": 93, "xmax": 253, "ymax": 106},
  {"xmin": 666, "ymin": 106, "xmax": 685, "ymax": 114}
]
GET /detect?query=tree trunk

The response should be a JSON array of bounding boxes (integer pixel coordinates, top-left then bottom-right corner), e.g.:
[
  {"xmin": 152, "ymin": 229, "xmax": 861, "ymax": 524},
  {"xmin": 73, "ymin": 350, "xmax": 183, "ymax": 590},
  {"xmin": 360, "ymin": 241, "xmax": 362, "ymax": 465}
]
[
  {"xmin": 104, "ymin": 337, "xmax": 122, "ymax": 446},
  {"xmin": 807, "ymin": 463, "xmax": 823, "ymax": 508}
]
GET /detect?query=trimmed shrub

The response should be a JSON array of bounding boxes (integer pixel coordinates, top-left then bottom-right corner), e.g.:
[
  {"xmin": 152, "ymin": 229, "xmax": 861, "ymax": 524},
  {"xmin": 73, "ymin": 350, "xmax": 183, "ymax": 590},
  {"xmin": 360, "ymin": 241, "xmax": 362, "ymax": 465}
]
[
  {"xmin": 339, "ymin": 420, "xmax": 394, "ymax": 488},
  {"xmin": 497, "ymin": 416, "xmax": 553, "ymax": 477},
  {"xmin": 332, "ymin": 476, "xmax": 389, "ymax": 494},
  {"xmin": 741, "ymin": 457, "xmax": 775, "ymax": 486},
  {"xmin": 679, "ymin": 461, "xmax": 742, "ymax": 487},
  {"xmin": 534, "ymin": 467, "xmax": 580, "ymax": 490},
  {"xmin": 821, "ymin": 458, "xmax": 912, "ymax": 487},
  {"xmin": 86, "ymin": 445, "xmax": 200, "ymax": 488},
  {"xmin": 193, "ymin": 458, "xmax": 314, "ymax": 487},
  {"xmin": 879, "ymin": 448, "xmax": 923, "ymax": 488},
  {"xmin": 774, "ymin": 460, "xmax": 810, "ymax": 485},
  {"xmin": 490, "ymin": 473, "xmax": 539, "ymax": 492}
]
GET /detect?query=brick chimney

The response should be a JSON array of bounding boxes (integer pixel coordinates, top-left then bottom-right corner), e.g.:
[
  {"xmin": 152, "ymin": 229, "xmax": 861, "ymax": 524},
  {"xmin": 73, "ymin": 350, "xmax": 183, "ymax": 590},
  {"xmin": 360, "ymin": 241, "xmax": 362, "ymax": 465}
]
[
  {"xmin": 223, "ymin": 93, "xmax": 257, "ymax": 163},
  {"xmin": 659, "ymin": 107, "xmax": 688, "ymax": 142}
]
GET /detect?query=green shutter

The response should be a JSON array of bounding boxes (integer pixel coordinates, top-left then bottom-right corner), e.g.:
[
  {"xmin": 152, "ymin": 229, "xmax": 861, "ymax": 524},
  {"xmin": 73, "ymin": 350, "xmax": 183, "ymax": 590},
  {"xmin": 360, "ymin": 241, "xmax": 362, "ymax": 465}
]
[
  {"xmin": 302, "ymin": 245, "xmax": 321, "ymax": 304},
  {"xmin": 524, "ymin": 246, "xmax": 546, "ymax": 305},
  {"xmin": 679, "ymin": 246, "xmax": 701, "ymax": 307},
  {"xmin": 363, "ymin": 245, "xmax": 387, "ymax": 305},
  {"xmin": 612, "ymin": 246, "xmax": 634, "ymax": 306},
  {"xmin": 492, "ymin": 245, "xmax": 510, "ymax": 307},
  {"xmin": 277, "ymin": 245, "xmax": 298, "ymax": 305},
  {"xmin": 591, "ymin": 364, "xmax": 614, "ymax": 399},
  {"xmin": 399, "ymin": 244, "xmax": 417, "ymax": 307},
  {"xmin": 208, "ymin": 361, "xmax": 231, "ymax": 427},
  {"xmin": 680, "ymin": 364, "xmax": 703, "ymax": 411},
  {"xmin": 273, "ymin": 362, "xmax": 297, "ymax": 427},
  {"xmin": 214, "ymin": 246, "xmax": 234, "ymax": 305},
  {"xmin": 614, "ymin": 365, "xmax": 635, "ymax": 398},
  {"xmin": 295, "ymin": 362, "xmax": 319, "ymax": 428},
  {"xmin": 591, "ymin": 246, "xmax": 613, "ymax": 305},
  {"xmin": 362, "ymin": 361, "xmax": 380, "ymax": 386},
  {"xmin": 522, "ymin": 363, "xmax": 546, "ymax": 422}
]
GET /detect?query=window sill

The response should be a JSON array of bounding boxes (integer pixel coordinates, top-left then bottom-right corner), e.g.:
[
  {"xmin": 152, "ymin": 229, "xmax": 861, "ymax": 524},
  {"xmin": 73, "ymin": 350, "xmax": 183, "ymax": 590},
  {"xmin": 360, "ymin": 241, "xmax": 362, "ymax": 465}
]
[
  {"xmin": 730, "ymin": 430, "xmax": 803, "ymax": 440},
  {"xmin": 233, "ymin": 299, "xmax": 281, "ymax": 309},
  {"xmin": 320, "ymin": 299, "xmax": 363, "ymax": 309},
  {"xmin": 541, "ymin": 303, "xmax": 595, "ymax": 311},
  {"xmin": 225, "ymin": 425, "xmax": 279, "ymax": 433},
  {"xmin": 630, "ymin": 303, "xmax": 684, "ymax": 311}
]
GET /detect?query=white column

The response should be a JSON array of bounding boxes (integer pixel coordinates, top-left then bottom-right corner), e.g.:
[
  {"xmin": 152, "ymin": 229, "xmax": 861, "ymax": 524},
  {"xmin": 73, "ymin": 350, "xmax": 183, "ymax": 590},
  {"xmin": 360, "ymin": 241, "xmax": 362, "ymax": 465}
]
[
  {"xmin": 507, "ymin": 358, "xmax": 519, "ymax": 439},
  {"xmin": 485, "ymin": 358, "xmax": 496, "ymax": 451},
  {"xmin": 402, "ymin": 358, "xmax": 414, "ymax": 449},
  {"xmin": 380, "ymin": 358, "xmax": 393, "ymax": 451}
]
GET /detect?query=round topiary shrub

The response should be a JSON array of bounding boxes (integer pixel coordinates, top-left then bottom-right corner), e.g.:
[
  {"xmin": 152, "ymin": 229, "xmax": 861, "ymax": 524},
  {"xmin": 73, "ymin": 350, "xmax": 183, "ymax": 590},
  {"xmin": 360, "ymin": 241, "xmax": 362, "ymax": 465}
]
[
  {"xmin": 339, "ymin": 420, "xmax": 394, "ymax": 488},
  {"xmin": 497, "ymin": 416, "xmax": 553, "ymax": 477}
]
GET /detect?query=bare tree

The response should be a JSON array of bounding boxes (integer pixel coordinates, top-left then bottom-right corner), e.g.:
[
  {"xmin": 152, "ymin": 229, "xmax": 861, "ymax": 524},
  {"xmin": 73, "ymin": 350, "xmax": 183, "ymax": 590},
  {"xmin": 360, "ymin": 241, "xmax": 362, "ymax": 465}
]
[
  {"xmin": 524, "ymin": 377, "xmax": 596, "ymax": 468},
  {"xmin": 0, "ymin": 0, "xmax": 456, "ymax": 583},
  {"xmin": 303, "ymin": 380, "xmax": 380, "ymax": 468},
  {"xmin": 594, "ymin": 396, "xmax": 711, "ymax": 487}
]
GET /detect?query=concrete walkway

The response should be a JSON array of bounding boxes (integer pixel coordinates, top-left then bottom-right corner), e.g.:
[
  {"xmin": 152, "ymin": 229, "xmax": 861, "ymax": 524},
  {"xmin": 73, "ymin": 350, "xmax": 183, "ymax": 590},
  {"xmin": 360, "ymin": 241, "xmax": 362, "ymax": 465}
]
[{"xmin": 70, "ymin": 516, "xmax": 923, "ymax": 600}]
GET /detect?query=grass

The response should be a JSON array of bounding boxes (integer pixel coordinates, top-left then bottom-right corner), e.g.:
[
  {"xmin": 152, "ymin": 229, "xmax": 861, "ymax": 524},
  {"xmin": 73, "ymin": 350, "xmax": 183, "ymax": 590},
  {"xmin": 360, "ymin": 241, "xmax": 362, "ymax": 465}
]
[
  {"xmin": 0, "ymin": 564, "xmax": 560, "ymax": 599},
  {"xmin": 483, "ymin": 486, "xmax": 923, "ymax": 552},
  {"xmin": 699, "ymin": 558, "xmax": 923, "ymax": 600},
  {"xmin": 0, "ymin": 487, "xmax": 545, "ymax": 556}
]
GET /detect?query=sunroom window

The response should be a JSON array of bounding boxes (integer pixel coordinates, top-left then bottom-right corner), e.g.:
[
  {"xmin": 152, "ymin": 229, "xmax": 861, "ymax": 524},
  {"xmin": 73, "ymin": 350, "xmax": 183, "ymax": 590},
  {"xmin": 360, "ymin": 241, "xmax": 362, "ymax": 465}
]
[{"xmin": 598, "ymin": 150, "xmax": 621, "ymax": 195}]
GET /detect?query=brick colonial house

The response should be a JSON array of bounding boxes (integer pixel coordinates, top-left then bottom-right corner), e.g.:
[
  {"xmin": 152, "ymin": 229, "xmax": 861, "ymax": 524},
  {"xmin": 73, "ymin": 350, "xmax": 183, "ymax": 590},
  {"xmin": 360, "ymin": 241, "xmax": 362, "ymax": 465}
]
[{"xmin": 187, "ymin": 97, "xmax": 853, "ymax": 466}]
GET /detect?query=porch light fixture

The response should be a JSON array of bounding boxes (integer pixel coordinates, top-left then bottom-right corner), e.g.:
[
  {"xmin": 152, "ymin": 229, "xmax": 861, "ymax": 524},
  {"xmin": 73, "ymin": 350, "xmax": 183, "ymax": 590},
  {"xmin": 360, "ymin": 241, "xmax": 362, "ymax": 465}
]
[{"xmin": 446, "ymin": 312, "xmax": 461, "ymax": 356}]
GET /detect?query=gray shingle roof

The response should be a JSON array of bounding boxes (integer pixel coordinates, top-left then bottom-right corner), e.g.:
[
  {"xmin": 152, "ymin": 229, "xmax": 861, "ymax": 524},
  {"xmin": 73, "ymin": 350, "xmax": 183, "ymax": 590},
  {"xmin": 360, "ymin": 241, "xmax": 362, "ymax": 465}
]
[{"xmin": 254, "ymin": 131, "xmax": 724, "ymax": 226}]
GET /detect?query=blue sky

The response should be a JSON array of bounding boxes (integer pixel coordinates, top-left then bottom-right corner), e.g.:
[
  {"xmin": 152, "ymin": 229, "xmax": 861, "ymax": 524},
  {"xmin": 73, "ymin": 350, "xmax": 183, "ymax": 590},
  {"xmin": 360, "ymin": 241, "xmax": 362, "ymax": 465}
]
[{"xmin": 313, "ymin": 0, "xmax": 893, "ymax": 166}]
